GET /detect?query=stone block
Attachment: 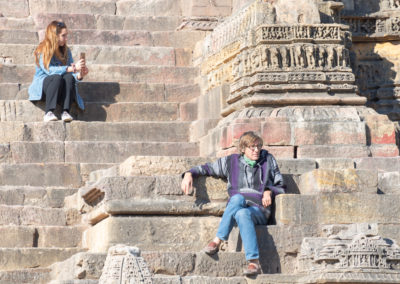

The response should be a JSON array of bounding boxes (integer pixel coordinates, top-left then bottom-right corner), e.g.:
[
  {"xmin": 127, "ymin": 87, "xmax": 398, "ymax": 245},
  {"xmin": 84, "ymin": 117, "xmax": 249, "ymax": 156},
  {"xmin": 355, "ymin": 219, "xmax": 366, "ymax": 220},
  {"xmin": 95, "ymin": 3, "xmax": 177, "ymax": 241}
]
[
  {"xmin": 116, "ymin": 0, "xmax": 183, "ymax": 16},
  {"xmin": 0, "ymin": 83, "xmax": 21, "ymax": 100},
  {"xmin": 277, "ymin": 159, "xmax": 316, "ymax": 175},
  {"xmin": 364, "ymin": 115, "xmax": 396, "ymax": 144},
  {"xmin": 175, "ymin": 48, "xmax": 193, "ymax": 67},
  {"xmin": 0, "ymin": 268, "xmax": 51, "ymax": 283},
  {"xmin": 0, "ymin": 248, "xmax": 82, "ymax": 270},
  {"xmin": 0, "ymin": 44, "xmax": 36, "ymax": 65},
  {"xmin": 83, "ymin": 216, "xmax": 221, "ymax": 252},
  {"xmin": 33, "ymin": 13, "xmax": 97, "ymax": 30},
  {"xmin": 10, "ymin": 142, "xmax": 65, "ymax": 163},
  {"xmin": 194, "ymin": 252, "xmax": 245, "ymax": 277},
  {"xmin": 71, "ymin": 46, "xmax": 176, "ymax": 66},
  {"xmin": 72, "ymin": 102, "xmax": 179, "ymax": 122},
  {"xmin": 123, "ymin": 16, "xmax": 181, "ymax": 31},
  {"xmin": 0, "ymin": 205, "xmax": 66, "ymax": 226},
  {"xmin": 293, "ymin": 121, "xmax": 366, "ymax": 145},
  {"xmin": 165, "ymin": 84, "xmax": 201, "ymax": 103},
  {"xmin": 221, "ymin": 119, "xmax": 262, "ymax": 149},
  {"xmin": 355, "ymin": 157, "xmax": 400, "ymax": 172},
  {"xmin": 0, "ymin": 226, "xmax": 35, "ymax": 247},
  {"xmin": 276, "ymin": 194, "xmax": 400, "ymax": 225},
  {"xmin": 49, "ymin": 252, "xmax": 106, "ymax": 281},
  {"xmin": 378, "ymin": 171, "xmax": 400, "ymax": 194},
  {"xmin": 152, "ymin": 31, "xmax": 207, "ymax": 49},
  {"xmin": 0, "ymin": 122, "xmax": 23, "ymax": 142},
  {"xmin": 37, "ymin": 226, "xmax": 83, "ymax": 247},
  {"xmin": 0, "ymin": 163, "xmax": 82, "ymax": 187},
  {"xmin": 78, "ymin": 82, "xmax": 165, "ymax": 103},
  {"xmin": 61, "ymin": 30, "xmax": 153, "ymax": 47},
  {"xmin": 66, "ymin": 121, "xmax": 190, "ymax": 142},
  {"xmin": 369, "ymin": 144, "xmax": 399, "ymax": 157},
  {"xmin": 0, "ymin": 65, "xmax": 35, "ymax": 84},
  {"xmin": 297, "ymin": 145, "xmax": 369, "ymax": 158},
  {"xmin": 142, "ymin": 251, "xmax": 195, "ymax": 276},
  {"xmin": 0, "ymin": 0, "xmax": 29, "ymax": 17},
  {"xmin": 315, "ymin": 158, "xmax": 355, "ymax": 169},
  {"xmin": 119, "ymin": 156, "xmax": 209, "ymax": 176},
  {"xmin": 65, "ymin": 141, "xmax": 198, "ymax": 163},
  {"xmin": 264, "ymin": 146, "xmax": 294, "ymax": 158},
  {"xmin": 84, "ymin": 65, "xmax": 198, "ymax": 85},
  {"xmin": 30, "ymin": 0, "xmax": 116, "ymax": 15},
  {"xmin": 298, "ymin": 169, "xmax": 378, "ymax": 194},
  {"xmin": 0, "ymin": 100, "xmax": 43, "ymax": 122},
  {"xmin": 0, "ymin": 30, "xmax": 37, "ymax": 45},
  {"xmin": 182, "ymin": 0, "xmax": 233, "ymax": 17},
  {"xmin": 180, "ymin": 102, "xmax": 198, "ymax": 121},
  {"xmin": 0, "ymin": 143, "xmax": 10, "ymax": 163},
  {"xmin": 190, "ymin": 119, "xmax": 220, "ymax": 141},
  {"xmin": 23, "ymin": 122, "xmax": 65, "ymax": 142},
  {"xmin": 262, "ymin": 117, "xmax": 291, "ymax": 146}
]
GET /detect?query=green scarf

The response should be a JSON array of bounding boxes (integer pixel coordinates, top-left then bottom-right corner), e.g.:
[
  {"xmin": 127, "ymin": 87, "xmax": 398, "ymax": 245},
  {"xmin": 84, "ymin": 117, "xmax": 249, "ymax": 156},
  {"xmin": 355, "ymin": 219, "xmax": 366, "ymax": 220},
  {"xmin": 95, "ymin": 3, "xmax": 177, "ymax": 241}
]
[{"xmin": 243, "ymin": 155, "xmax": 257, "ymax": 167}]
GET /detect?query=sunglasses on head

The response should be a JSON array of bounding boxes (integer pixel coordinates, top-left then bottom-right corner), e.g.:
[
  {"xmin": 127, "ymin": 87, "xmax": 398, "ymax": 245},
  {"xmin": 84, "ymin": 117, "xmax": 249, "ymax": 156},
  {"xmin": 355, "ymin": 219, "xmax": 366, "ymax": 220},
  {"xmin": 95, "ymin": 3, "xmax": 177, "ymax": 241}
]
[{"xmin": 57, "ymin": 21, "xmax": 66, "ymax": 28}]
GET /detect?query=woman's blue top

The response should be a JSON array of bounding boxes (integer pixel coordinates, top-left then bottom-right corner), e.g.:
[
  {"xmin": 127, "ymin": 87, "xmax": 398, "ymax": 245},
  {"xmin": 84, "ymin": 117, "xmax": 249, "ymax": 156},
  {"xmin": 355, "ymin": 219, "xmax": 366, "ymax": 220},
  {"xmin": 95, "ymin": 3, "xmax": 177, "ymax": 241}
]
[{"xmin": 28, "ymin": 48, "xmax": 85, "ymax": 110}]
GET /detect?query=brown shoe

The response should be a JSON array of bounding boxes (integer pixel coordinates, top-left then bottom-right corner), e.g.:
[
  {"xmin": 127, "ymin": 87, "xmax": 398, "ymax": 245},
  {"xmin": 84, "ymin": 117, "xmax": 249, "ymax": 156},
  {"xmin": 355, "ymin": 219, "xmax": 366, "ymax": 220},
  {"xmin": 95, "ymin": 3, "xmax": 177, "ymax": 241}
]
[
  {"xmin": 243, "ymin": 262, "xmax": 261, "ymax": 276},
  {"xmin": 202, "ymin": 241, "xmax": 219, "ymax": 255}
]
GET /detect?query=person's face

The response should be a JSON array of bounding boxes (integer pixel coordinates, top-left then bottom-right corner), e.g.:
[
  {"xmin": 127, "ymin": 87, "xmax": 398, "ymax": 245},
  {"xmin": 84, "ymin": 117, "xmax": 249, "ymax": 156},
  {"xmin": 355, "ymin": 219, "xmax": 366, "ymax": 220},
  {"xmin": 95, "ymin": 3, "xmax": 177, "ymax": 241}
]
[
  {"xmin": 244, "ymin": 143, "xmax": 262, "ymax": 161},
  {"xmin": 57, "ymin": 28, "xmax": 68, "ymax": 46}
]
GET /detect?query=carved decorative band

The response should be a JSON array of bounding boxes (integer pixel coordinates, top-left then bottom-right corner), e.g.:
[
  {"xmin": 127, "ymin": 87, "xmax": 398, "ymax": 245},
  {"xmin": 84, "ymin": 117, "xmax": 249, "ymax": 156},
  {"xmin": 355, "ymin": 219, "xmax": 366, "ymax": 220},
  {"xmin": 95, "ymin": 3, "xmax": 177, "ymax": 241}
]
[{"xmin": 256, "ymin": 25, "xmax": 343, "ymax": 43}]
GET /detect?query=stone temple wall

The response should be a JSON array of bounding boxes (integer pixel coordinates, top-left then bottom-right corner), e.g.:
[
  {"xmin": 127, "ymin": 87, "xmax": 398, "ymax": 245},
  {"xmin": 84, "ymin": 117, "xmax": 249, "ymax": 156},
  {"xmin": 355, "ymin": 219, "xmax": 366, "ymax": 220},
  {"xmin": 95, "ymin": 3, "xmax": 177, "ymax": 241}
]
[{"xmin": 189, "ymin": 0, "xmax": 400, "ymax": 158}]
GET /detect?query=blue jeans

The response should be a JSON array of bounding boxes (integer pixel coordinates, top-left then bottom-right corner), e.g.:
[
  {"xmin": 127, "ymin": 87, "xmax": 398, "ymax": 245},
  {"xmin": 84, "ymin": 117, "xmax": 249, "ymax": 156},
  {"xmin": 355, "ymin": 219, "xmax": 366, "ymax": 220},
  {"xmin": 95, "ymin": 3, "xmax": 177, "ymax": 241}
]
[{"xmin": 216, "ymin": 194, "xmax": 268, "ymax": 260}]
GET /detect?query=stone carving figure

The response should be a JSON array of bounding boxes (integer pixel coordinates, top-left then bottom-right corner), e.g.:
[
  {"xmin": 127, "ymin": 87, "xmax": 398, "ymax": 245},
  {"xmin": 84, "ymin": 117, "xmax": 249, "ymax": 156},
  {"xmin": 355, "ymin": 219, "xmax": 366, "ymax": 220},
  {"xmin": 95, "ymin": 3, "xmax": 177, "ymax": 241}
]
[
  {"xmin": 251, "ymin": 47, "xmax": 263, "ymax": 72},
  {"xmin": 318, "ymin": 46, "xmax": 327, "ymax": 68},
  {"xmin": 269, "ymin": 46, "xmax": 280, "ymax": 68},
  {"xmin": 293, "ymin": 45, "xmax": 305, "ymax": 68},
  {"xmin": 326, "ymin": 45, "xmax": 336, "ymax": 68},
  {"xmin": 305, "ymin": 45, "xmax": 316, "ymax": 68},
  {"xmin": 279, "ymin": 46, "xmax": 289, "ymax": 68}
]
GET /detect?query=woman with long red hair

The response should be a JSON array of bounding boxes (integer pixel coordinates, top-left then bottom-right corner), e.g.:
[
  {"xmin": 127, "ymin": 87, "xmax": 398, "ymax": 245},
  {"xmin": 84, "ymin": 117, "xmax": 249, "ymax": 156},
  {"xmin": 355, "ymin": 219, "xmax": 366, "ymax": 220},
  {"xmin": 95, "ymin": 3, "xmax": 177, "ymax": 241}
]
[{"xmin": 29, "ymin": 21, "xmax": 89, "ymax": 122}]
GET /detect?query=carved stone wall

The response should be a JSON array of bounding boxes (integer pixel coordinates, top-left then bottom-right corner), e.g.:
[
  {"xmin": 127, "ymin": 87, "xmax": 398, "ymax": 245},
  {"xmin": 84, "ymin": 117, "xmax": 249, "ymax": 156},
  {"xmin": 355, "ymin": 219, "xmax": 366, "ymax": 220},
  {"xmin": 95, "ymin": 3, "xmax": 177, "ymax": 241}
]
[{"xmin": 297, "ymin": 224, "xmax": 400, "ymax": 283}]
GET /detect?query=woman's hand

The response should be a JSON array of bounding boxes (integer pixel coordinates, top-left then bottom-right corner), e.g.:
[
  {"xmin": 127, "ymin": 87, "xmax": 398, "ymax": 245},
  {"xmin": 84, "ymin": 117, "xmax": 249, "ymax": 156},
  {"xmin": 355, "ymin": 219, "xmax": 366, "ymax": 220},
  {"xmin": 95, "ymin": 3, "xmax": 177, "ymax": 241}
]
[
  {"xmin": 77, "ymin": 66, "xmax": 89, "ymax": 80},
  {"xmin": 181, "ymin": 172, "xmax": 193, "ymax": 195},
  {"xmin": 75, "ymin": 59, "xmax": 85, "ymax": 71},
  {"xmin": 262, "ymin": 190, "xmax": 272, "ymax": 208}
]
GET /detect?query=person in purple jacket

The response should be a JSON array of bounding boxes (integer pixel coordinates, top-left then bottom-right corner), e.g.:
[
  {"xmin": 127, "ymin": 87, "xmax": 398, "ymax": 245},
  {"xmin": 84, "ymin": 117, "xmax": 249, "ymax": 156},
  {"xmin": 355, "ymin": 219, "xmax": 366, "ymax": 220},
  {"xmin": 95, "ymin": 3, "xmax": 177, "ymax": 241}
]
[{"xmin": 181, "ymin": 131, "xmax": 285, "ymax": 276}]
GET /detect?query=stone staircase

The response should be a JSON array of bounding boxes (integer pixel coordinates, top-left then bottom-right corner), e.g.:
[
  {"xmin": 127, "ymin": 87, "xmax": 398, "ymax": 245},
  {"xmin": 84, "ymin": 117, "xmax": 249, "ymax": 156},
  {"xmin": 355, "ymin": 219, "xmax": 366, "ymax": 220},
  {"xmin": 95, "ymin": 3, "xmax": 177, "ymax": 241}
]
[{"xmin": 0, "ymin": 0, "xmax": 218, "ymax": 282}]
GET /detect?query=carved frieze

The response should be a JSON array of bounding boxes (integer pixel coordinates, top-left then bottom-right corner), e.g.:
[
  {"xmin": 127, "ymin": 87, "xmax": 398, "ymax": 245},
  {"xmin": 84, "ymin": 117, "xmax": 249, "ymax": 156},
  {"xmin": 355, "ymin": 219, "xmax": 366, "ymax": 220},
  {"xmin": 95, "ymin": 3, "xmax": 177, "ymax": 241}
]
[
  {"xmin": 298, "ymin": 226, "xmax": 400, "ymax": 274},
  {"xmin": 342, "ymin": 15, "xmax": 400, "ymax": 40},
  {"xmin": 230, "ymin": 43, "xmax": 351, "ymax": 82},
  {"xmin": 256, "ymin": 25, "xmax": 344, "ymax": 43}
]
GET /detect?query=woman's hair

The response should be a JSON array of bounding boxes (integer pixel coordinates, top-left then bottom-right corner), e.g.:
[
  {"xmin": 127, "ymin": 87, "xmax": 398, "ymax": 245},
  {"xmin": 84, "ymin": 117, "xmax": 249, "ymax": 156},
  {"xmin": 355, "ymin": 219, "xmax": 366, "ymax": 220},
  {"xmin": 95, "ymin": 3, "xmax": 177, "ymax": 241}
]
[
  {"xmin": 34, "ymin": 21, "xmax": 68, "ymax": 69},
  {"xmin": 238, "ymin": 131, "xmax": 263, "ymax": 154}
]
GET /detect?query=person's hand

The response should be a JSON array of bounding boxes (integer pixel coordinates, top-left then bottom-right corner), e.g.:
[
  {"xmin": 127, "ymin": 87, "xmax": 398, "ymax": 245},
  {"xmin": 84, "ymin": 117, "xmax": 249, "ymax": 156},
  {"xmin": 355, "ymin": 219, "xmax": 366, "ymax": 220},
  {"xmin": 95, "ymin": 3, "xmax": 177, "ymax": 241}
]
[
  {"xmin": 77, "ymin": 66, "xmax": 89, "ymax": 80},
  {"xmin": 75, "ymin": 59, "xmax": 85, "ymax": 71},
  {"xmin": 181, "ymin": 172, "xmax": 193, "ymax": 195},
  {"xmin": 262, "ymin": 190, "xmax": 272, "ymax": 208}
]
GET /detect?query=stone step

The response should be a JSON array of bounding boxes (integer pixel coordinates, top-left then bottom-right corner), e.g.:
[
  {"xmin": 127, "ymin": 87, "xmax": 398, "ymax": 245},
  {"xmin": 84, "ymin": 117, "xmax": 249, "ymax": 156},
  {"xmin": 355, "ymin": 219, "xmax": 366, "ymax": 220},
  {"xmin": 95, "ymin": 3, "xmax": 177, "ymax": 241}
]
[
  {"xmin": 0, "ymin": 163, "xmax": 82, "ymax": 187},
  {"xmin": 64, "ymin": 141, "xmax": 199, "ymax": 163},
  {"xmin": 276, "ymin": 193, "xmax": 400, "ymax": 226},
  {"xmin": 0, "ymin": 225, "xmax": 83, "ymax": 248},
  {"xmin": 0, "ymin": 30, "xmax": 38, "ymax": 45},
  {"xmin": 0, "ymin": 44, "xmax": 192, "ymax": 66},
  {"xmin": 29, "ymin": 0, "xmax": 117, "ymax": 16},
  {"xmin": 0, "ymin": 100, "xmax": 182, "ymax": 122},
  {"xmin": 0, "ymin": 186, "xmax": 76, "ymax": 208},
  {"xmin": 0, "ymin": 121, "xmax": 191, "ymax": 142},
  {"xmin": 0, "ymin": 64, "xmax": 198, "ymax": 84},
  {"xmin": 0, "ymin": 247, "xmax": 84, "ymax": 271},
  {"xmin": 4, "ymin": 140, "xmax": 197, "ymax": 164},
  {"xmin": 0, "ymin": 17, "xmax": 36, "ymax": 31},
  {"xmin": 34, "ymin": 13, "xmax": 183, "ymax": 31},
  {"xmin": 0, "ymin": 205, "xmax": 66, "ymax": 226},
  {"xmin": 0, "ymin": 268, "xmax": 51, "ymax": 284},
  {"xmin": 0, "ymin": 82, "xmax": 200, "ymax": 103}
]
